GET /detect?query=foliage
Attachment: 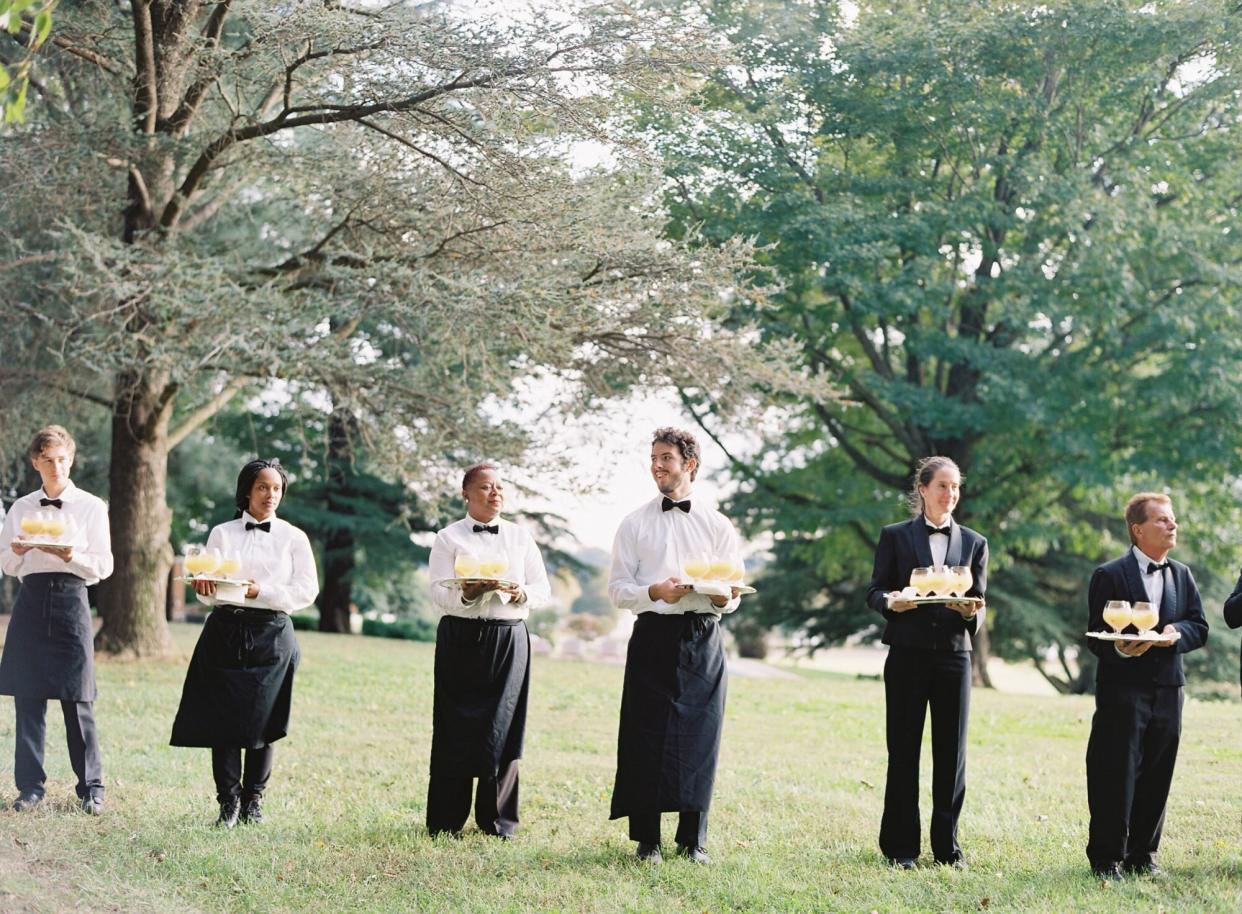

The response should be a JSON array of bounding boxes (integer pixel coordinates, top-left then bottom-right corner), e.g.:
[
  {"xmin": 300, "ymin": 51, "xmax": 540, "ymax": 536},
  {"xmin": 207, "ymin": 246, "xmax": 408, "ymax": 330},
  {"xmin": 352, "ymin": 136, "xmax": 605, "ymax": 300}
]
[
  {"xmin": 565, "ymin": 611, "xmax": 613, "ymax": 640},
  {"xmin": 569, "ymin": 563, "xmax": 618, "ymax": 620},
  {"xmin": 0, "ymin": 0, "xmax": 798, "ymax": 653},
  {"xmin": 643, "ymin": 0, "xmax": 1242, "ymax": 690},
  {"xmin": 0, "ymin": 0, "xmax": 55, "ymax": 124},
  {"xmin": 360, "ymin": 615, "xmax": 436, "ymax": 642}
]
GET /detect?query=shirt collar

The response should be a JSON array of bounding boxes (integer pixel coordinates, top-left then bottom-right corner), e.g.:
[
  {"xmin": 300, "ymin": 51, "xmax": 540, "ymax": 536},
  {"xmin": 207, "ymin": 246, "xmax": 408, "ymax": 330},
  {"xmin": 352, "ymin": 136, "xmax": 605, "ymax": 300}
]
[
  {"xmin": 38, "ymin": 480, "xmax": 78, "ymax": 503},
  {"xmin": 1132, "ymin": 545, "xmax": 1166, "ymax": 572},
  {"xmin": 466, "ymin": 513, "xmax": 502, "ymax": 527},
  {"xmin": 656, "ymin": 489, "xmax": 694, "ymax": 506},
  {"xmin": 242, "ymin": 510, "xmax": 277, "ymax": 527},
  {"xmin": 923, "ymin": 514, "xmax": 952, "ymax": 530}
]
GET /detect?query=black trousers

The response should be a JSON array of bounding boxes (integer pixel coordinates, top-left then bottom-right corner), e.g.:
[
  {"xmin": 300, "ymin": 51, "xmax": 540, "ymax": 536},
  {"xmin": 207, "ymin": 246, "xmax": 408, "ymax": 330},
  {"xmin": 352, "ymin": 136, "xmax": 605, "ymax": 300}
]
[
  {"xmin": 426, "ymin": 758, "xmax": 520, "ymax": 837},
  {"xmin": 628, "ymin": 810, "xmax": 709, "ymax": 848},
  {"xmin": 211, "ymin": 745, "xmax": 275, "ymax": 803},
  {"xmin": 879, "ymin": 647, "xmax": 970, "ymax": 863},
  {"xmin": 1086, "ymin": 682, "xmax": 1183, "ymax": 868},
  {"xmin": 14, "ymin": 695, "xmax": 102, "ymax": 800}
]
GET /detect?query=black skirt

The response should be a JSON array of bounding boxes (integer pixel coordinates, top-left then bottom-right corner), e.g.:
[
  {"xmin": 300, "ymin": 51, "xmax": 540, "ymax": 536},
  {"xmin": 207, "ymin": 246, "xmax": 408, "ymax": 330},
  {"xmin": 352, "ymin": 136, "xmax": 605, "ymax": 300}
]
[
  {"xmin": 170, "ymin": 607, "xmax": 300, "ymax": 749},
  {"xmin": 429, "ymin": 616, "xmax": 530, "ymax": 778},
  {"xmin": 610, "ymin": 612, "xmax": 727, "ymax": 819},
  {"xmin": 0, "ymin": 573, "xmax": 96, "ymax": 702}
]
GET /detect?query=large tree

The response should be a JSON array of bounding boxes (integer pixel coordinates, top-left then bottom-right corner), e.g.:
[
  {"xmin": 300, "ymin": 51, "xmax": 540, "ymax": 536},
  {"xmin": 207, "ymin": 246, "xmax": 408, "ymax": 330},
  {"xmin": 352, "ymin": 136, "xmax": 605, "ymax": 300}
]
[
  {"xmin": 0, "ymin": 1, "xmax": 783, "ymax": 656},
  {"xmin": 646, "ymin": 0, "xmax": 1242, "ymax": 687}
]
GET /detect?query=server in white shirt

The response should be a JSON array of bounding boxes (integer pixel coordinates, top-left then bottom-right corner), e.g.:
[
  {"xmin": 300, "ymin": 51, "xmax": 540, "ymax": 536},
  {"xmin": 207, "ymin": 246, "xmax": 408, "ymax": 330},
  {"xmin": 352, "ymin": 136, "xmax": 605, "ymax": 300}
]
[
  {"xmin": 425, "ymin": 463, "xmax": 551, "ymax": 839},
  {"xmin": 0, "ymin": 425, "xmax": 113, "ymax": 815},
  {"xmin": 170, "ymin": 459, "xmax": 319, "ymax": 828},
  {"xmin": 608, "ymin": 428, "xmax": 744, "ymax": 865}
]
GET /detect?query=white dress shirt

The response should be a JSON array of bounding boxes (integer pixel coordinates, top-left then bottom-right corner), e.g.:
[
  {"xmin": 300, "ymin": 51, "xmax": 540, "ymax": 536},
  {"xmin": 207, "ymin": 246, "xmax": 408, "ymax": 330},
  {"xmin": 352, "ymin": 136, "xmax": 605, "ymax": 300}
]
[
  {"xmin": 1131, "ymin": 545, "xmax": 1166, "ymax": 606},
  {"xmin": 0, "ymin": 481, "xmax": 113, "ymax": 585},
  {"xmin": 609, "ymin": 492, "xmax": 743, "ymax": 617},
  {"xmin": 428, "ymin": 515, "xmax": 552, "ymax": 620},
  {"xmin": 195, "ymin": 512, "xmax": 319, "ymax": 614},
  {"xmin": 924, "ymin": 515, "xmax": 951, "ymax": 567}
]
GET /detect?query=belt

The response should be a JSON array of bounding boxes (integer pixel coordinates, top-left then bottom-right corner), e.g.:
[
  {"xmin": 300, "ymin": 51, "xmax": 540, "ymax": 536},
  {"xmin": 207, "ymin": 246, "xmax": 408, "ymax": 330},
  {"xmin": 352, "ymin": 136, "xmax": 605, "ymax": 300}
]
[
  {"xmin": 214, "ymin": 605, "xmax": 281, "ymax": 620},
  {"xmin": 442, "ymin": 615, "xmax": 523, "ymax": 625}
]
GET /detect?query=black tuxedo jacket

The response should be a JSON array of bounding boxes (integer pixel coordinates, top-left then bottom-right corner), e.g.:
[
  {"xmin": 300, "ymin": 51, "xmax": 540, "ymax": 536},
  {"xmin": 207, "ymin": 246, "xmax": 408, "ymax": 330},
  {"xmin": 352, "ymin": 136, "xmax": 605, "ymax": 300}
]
[
  {"xmin": 1086, "ymin": 552, "xmax": 1208, "ymax": 687},
  {"xmin": 1221, "ymin": 568, "xmax": 1242, "ymax": 690},
  {"xmin": 865, "ymin": 517, "xmax": 988, "ymax": 651}
]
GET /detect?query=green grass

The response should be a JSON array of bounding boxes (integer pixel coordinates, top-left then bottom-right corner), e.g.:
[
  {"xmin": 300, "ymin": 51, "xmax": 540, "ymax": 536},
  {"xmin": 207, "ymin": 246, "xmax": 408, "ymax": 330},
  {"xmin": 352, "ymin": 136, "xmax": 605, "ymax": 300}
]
[{"xmin": 0, "ymin": 623, "xmax": 1239, "ymax": 913}]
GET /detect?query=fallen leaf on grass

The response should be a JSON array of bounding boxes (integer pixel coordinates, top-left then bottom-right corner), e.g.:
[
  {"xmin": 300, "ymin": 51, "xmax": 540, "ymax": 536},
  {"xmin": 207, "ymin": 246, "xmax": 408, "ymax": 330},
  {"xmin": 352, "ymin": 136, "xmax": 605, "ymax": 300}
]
[
  {"xmin": 13, "ymin": 837, "xmax": 28, "ymax": 849},
  {"xmin": 859, "ymin": 779, "xmax": 875, "ymax": 789},
  {"xmin": 149, "ymin": 850, "xmax": 166, "ymax": 863},
  {"xmin": 979, "ymin": 899, "xmax": 989, "ymax": 909}
]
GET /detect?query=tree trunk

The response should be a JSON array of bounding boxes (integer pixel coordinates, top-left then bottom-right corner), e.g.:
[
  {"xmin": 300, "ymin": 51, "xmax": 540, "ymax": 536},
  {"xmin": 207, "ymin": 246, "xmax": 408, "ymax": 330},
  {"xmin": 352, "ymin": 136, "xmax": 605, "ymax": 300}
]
[
  {"xmin": 971, "ymin": 619, "xmax": 993, "ymax": 688},
  {"xmin": 95, "ymin": 370, "xmax": 176, "ymax": 657},
  {"xmin": 317, "ymin": 407, "xmax": 356, "ymax": 633},
  {"xmin": 166, "ymin": 556, "xmax": 185, "ymax": 622}
]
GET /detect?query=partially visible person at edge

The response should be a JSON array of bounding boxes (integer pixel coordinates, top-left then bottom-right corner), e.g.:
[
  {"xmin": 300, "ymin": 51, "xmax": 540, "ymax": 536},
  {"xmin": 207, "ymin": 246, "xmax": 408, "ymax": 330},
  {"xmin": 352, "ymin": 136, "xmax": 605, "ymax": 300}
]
[
  {"xmin": 1084, "ymin": 492, "xmax": 1207, "ymax": 881},
  {"xmin": 425, "ymin": 463, "xmax": 551, "ymax": 840},
  {"xmin": 607, "ymin": 427, "xmax": 745, "ymax": 865},
  {"xmin": 170, "ymin": 458, "xmax": 318, "ymax": 827},
  {"xmin": 0, "ymin": 424, "xmax": 113, "ymax": 816},
  {"xmin": 1222, "ymin": 558, "xmax": 1242, "ymax": 695},
  {"xmin": 865, "ymin": 455, "xmax": 987, "ymax": 870}
]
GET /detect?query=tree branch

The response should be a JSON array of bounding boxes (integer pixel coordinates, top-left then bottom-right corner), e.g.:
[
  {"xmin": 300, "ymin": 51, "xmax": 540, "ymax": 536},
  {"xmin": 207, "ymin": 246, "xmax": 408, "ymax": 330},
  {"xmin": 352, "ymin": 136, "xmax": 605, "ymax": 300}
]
[
  {"xmin": 161, "ymin": 65, "xmax": 563, "ymax": 229},
  {"xmin": 356, "ymin": 117, "xmax": 487, "ymax": 186},
  {"xmin": 166, "ymin": 0, "xmax": 234, "ymax": 135},
  {"xmin": 0, "ymin": 369, "xmax": 112, "ymax": 408},
  {"xmin": 167, "ymin": 374, "xmax": 250, "ymax": 449},
  {"xmin": 131, "ymin": 1, "xmax": 158, "ymax": 135}
]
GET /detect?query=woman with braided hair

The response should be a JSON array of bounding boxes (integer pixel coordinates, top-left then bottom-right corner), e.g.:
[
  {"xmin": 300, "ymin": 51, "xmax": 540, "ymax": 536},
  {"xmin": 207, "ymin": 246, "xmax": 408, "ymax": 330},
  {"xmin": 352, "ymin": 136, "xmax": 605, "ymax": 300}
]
[{"xmin": 170, "ymin": 459, "xmax": 318, "ymax": 827}]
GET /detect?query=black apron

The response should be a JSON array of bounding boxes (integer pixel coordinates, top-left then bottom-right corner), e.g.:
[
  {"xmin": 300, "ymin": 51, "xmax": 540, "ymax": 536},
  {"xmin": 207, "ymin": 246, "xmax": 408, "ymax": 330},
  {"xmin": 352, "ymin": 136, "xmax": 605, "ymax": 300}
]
[
  {"xmin": 610, "ymin": 612, "xmax": 727, "ymax": 819},
  {"xmin": 170, "ymin": 607, "xmax": 300, "ymax": 749},
  {"xmin": 0, "ymin": 573, "xmax": 96, "ymax": 702},
  {"xmin": 429, "ymin": 616, "xmax": 530, "ymax": 778}
]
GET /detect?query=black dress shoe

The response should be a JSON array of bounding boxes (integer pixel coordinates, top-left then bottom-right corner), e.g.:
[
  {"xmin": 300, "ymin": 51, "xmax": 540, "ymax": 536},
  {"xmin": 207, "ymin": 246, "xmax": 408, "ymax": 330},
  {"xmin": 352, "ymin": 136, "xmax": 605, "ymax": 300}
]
[
  {"xmin": 888, "ymin": 857, "xmax": 917, "ymax": 870},
  {"xmin": 216, "ymin": 796, "xmax": 240, "ymax": 828},
  {"xmin": 1092, "ymin": 862, "xmax": 1123, "ymax": 882},
  {"xmin": 239, "ymin": 795, "xmax": 264, "ymax": 825},
  {"xmin": 11, "ymin": 791, "xmax": 42, "ymax": 812},
  {"xmin": 936, "ymin": 857, "xmax": 966, "ymax": 870},
  {"xmin": 636, "ymin": 842, "xmax": 662, "ymax": 863},
  {"xmin": 1124, "ymin": 862, "xmax": 1167, "ymax": 879},
  {"xmin": 81, "ymin": 795, "xmax": 104, "ymax": 816},
  {"xmin": 675, "ymin": 844, "xmax": 711, "ymax": 864}
]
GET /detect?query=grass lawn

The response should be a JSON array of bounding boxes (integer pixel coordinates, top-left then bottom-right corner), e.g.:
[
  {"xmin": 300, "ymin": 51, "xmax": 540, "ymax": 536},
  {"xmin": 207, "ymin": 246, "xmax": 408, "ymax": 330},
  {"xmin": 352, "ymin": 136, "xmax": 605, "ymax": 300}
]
[{"xmin": 0, "ymin": 622, "xmax": 1239, "ymax": 913}]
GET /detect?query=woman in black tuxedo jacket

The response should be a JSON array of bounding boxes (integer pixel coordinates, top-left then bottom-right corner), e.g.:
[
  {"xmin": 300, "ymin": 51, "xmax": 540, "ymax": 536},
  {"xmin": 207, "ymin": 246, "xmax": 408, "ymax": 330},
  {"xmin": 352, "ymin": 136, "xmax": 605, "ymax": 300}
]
[{"xmin": 865, "ymin": 456, "xmax": 988, "ymax": 869}]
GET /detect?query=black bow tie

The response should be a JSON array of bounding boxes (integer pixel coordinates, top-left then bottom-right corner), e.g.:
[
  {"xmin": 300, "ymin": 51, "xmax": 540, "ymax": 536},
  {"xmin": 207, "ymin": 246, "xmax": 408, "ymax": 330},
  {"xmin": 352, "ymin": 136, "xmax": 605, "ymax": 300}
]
[
  {"xmin": 1146, "ymin": 561, "xmax": 1170, "ymax": 574},
  {"xmin": 473, "ymin": 523, "xmax": 499, "ymax": 534},
  {"xmin": 662, "ymin": 497, "xmax": 691, "ymax": 513},
  {"xmin": 246, "ymin": 521, "xmax": 271, "ymax": 533},
  {"xmin": 39, "ymin": 498, "xmax": 63, "ymax": 509},
  {"xmin": 926, "ymin": 525, "xmax": 950, "ymax": 537}
]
